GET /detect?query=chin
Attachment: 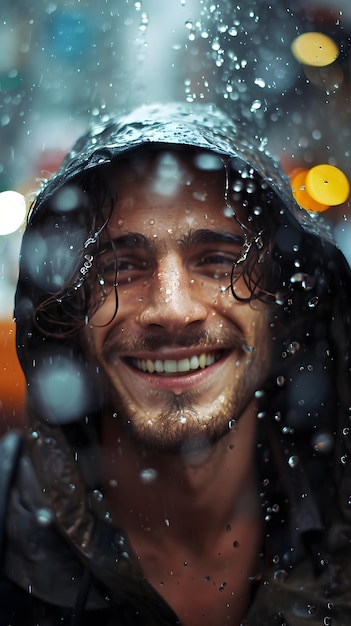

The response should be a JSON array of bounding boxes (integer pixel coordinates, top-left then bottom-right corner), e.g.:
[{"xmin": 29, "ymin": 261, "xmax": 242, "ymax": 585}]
[
  {"xmin": 108, "ymin": 382, "xmax": 249, "ymax": 452},
  {"xmin": 119, "ymin": 401, "xmax": 234, "ymax": 454}
]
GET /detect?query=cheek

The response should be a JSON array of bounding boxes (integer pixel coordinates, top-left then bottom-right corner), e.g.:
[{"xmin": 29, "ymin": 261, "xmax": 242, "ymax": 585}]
[
  {"xmin": 252, "ymin": 315, "xmax": 271, "ymax": 365},
  {"xmin": 81, "ymin": 327, "xmax": 99, "ymax": 358},
  {"xmin": 81, "ymin": 317, "xmax": 112, "ymax": 362}
]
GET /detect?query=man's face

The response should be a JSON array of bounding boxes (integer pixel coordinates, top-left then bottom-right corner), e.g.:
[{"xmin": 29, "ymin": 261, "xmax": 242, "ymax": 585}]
[{"xmin": 83, "ymin": 150, "xmax": 271, "ymax": 451}]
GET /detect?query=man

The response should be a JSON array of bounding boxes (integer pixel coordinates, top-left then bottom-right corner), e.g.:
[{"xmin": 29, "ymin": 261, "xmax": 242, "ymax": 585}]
[{"xmin": 1, "ymin": 103, "xmax": 351, "ymax": 625}]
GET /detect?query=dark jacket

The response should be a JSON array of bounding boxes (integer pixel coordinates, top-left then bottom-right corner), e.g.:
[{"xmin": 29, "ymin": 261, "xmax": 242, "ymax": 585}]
[{"xmin": 2, "ymin": 103, "xmax": 351, "ymax": 625}]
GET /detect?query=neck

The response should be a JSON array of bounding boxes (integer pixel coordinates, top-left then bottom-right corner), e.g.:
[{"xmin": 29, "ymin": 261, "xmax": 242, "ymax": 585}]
[{"xmin": 101, "ymin": 400, "xmax": 260, "ymax": 548}]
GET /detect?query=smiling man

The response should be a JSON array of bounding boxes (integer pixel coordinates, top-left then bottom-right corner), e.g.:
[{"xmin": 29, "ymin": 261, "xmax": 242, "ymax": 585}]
[
  {"xmin": 85, "ymin": 150, "xmax": 271, "ymax": 454},
  {"xmin": 1, "ymin": 103, "xmax": 351, "ymax": 625}
]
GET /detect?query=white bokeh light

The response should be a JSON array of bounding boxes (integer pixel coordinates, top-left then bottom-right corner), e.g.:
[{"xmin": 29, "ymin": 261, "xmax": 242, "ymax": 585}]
[{"xmin": 0, "ymin": 190, "xmax": 26, "ymax": 235}]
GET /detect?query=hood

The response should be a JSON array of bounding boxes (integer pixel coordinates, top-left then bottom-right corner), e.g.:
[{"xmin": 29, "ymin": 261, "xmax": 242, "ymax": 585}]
[
  {"xmin": 28, "ymin": 102, "xmax": 332, "ymax": 241},
  {"xmin": 11, "ymin": 102, "xmax": 351, "ymax": 620}
]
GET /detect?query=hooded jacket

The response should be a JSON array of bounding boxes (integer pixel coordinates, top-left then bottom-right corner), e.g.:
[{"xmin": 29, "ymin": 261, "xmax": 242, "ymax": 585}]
[{"xmin": 1, "ymin": 102, "xmax": 351, "ymax": 625}]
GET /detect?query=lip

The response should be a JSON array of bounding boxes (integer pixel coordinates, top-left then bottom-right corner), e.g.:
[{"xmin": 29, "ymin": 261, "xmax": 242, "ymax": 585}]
[{"xmin": 117, "ymin": 349, "xmax": 233, "ymax": 392}]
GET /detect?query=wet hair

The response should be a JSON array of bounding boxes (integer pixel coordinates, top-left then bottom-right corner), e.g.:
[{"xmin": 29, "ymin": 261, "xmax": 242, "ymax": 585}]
[
  {"xmin": 16, "ymin": 145, "xmax": 351, "ymax": 431},
  {"xmin": 25, "ymin": 147, "xmax": 341, "ymax": 347},
  {"xmin": 24, "ymin": 168, "xmax": 118, "ymax": 337}
]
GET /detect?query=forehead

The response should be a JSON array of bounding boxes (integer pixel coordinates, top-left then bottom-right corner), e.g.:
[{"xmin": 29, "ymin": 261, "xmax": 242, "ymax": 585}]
[
  {"xmin": 111, "ymin": 149, "xmax": 225, "ymax": 195},
  {"xmin": 105, "ymin": 149, "xmax": 234, "ymax": 232}
]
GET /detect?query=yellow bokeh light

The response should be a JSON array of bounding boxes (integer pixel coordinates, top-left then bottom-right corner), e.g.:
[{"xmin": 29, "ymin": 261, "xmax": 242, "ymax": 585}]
[
  {"xmin": 290, "ymin": 169, "xmax": 330, "ymax": 213},
  {"xmin": 0, "ymin": 191, "xmax": 27, "ymax": 235},
  {"xmin": 291, "ymin": 32, "xmax": 339, "ymax": 67},
  {"xmin": 306, "ymin": 164, "xmax": 350, "ymax": 206}
]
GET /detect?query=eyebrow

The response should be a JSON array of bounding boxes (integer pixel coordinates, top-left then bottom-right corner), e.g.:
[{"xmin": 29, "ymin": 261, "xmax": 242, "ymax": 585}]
[
  {"xmin": 101, "ymin": 233, "xmax": 155, "ymax": 253},
  {"xmin": 103, "ymin": 229, "xmax": 246, "ymax": 254},
  {"xmin": 177, "ymin": 229, "xmax": 246, "ymax": 250}
]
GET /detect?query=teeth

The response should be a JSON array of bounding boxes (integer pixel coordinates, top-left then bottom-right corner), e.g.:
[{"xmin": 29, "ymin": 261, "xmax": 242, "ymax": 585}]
[{"xmin": 136, "ymin": 352, "xmax": 216, "ymax": 374}]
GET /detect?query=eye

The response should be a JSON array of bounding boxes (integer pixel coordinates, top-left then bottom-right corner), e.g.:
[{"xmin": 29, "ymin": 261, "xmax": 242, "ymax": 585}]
[
  {"xmin": 199, "ymin": 252, "xmax": 237, "ymax": 265},
  {"xmin": 96, "ymin": 252, "xmax": 117, "ymax": 283},
  {"xmin": 193, "ymin": 249, "xmax": 243, "ymax": 279},
  {"xmin": 98, "ymin": 253, "xmax": 152, "ymax": 286}
]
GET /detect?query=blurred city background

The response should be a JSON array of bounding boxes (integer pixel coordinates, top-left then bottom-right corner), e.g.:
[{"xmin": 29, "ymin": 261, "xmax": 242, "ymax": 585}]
[{"xmin": 1, "ymin": 0, "xmax": 351, "ymax": 431}]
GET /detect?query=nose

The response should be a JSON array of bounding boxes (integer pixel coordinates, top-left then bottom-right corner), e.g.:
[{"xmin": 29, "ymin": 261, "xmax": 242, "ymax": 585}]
[{"xmin": 139, "ymin": 255, "xmax": 208, "ymax": 331}]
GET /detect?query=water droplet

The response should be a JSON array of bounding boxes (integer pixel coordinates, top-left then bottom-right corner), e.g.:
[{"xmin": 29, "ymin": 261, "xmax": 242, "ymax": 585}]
[
  {"xmin": 223, "ymin": 206, "xmax": 234, "ymax": 218},
  {"xmin": 275, "ymin": 292, "xmax": 286, "ymax": 305},
  {"xmin": 255, "ymin": 389, "xmax": 265, "ymax": 399},
  {"xmin": 308, "ymin": 296, "xmax": 319, "ymax": 308},
  {"xmin": 287, "ymin": 341, "xmax": 300, "ymax": 355},
  {"xmin": 276, "ymin": 375, "xmax": 285, "ymax": 387},
  {"xmin": 250, "ymin": 99, "xmax": 262, "ymax": 112},
  {"xmin": 312, "ymin": 432, "xmax": 333, "ymax": 454},
  {"xmin": 273, "ymin": 569, "xmax": 288, "ymax": 582},
  {"xmin": 288, "ymin": 455, "xmax": 299, "ymax": 468},
  {"xmin": 290, "ymin": 272, "xmax": 308, "ymax": 284},
  {"xmin": 302, "ymin": 276, "xmax": 316, "ymax": 290},
  {"xmin": 232, "ymin": 179, "xmax": 244, "ymax": 192},
  {"xmin": 307, "ymin": 605, "xmax": 317, "ymax": 616},
  {"xmin": 254, "ymin": 77, "xmax": 266, "ymax": 88},
  {"xmin": 93, "ymin": 489, "xmax": 104, "ymax": 502}
]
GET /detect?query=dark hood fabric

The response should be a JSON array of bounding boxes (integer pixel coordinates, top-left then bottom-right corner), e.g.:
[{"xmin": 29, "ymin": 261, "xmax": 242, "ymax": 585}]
[
  {"xmin": 28, "ymin": 102, "xmax": 332, "ymax": 240},
  {"xmin": 7, "ymin": 102, "xmax": 351, "ymax": 624}
]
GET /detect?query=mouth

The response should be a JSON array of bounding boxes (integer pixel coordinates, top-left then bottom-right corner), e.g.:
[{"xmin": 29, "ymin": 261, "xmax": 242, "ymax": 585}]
[{"xmin": 127, "ymin": 350, "xmax": 225, "ymax": 376}]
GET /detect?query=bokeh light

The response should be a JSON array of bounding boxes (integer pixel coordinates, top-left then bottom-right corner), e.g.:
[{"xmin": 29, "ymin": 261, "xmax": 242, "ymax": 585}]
[
  {"xmin": 291, "ymin": 32, "xmax": 339, "ymax": 67},
  {"xmin": 290, "ymin": 168, "xmax": 330, "ymax": 213},
  {"xmin": 0, "ymin": 191, "xmax": 26, "ymax": 235},
  {"xmin": 306, "ymin": 164, "xmax": 350, "ymax": 206}
]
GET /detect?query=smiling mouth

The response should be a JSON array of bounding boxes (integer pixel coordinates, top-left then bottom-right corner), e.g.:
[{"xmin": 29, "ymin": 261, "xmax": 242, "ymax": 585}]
[{"xmin": 128, "ymin": 351, "xmax": 224, "ymax": 375}]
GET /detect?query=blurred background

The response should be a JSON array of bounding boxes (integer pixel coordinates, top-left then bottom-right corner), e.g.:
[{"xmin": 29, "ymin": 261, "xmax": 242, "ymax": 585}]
[{"xmin": 1, "ymin": 0, "xmax": 351, "ymax": 432}]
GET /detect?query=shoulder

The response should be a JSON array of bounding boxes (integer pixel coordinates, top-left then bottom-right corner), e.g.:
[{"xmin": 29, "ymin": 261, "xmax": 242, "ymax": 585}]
[
  {"xmin": 0, "ymin": 574, "xmax": 109, "ymax": 626},
  {"xmin": 0, "ymin": 430, "xmax": 23, "ymax": 558}
]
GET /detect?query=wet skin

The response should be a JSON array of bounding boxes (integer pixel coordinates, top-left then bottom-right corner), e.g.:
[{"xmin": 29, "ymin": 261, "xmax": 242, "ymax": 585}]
[{"xmin": 84, "ymin": 151, "xmax": 271, "ymax": 451}]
